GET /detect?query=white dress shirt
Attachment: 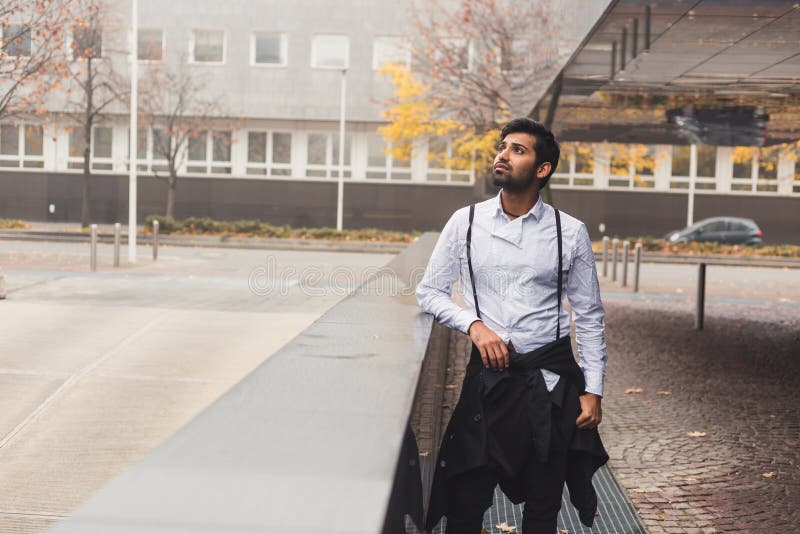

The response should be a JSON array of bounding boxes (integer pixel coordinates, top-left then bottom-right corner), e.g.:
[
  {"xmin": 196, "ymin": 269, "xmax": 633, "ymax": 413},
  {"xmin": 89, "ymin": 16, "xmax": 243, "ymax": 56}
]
[{"xmin": 416, "ymin": 192, "xmax": 608, "ymax": 396}]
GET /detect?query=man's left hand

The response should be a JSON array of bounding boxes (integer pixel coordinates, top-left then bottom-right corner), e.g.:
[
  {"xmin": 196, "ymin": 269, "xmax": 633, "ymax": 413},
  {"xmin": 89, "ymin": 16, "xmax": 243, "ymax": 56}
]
[{"xmin": 576, "ymin": 393, "xmax": 602, "ymax": 429}]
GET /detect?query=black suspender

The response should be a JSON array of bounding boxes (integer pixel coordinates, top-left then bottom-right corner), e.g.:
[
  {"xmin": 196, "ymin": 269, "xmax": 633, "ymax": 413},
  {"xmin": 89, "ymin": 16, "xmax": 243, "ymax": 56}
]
[
  {"xmin": 466, "ymin": 205, "xmax": 481, "ymax": 320},
  {"xmin": 555, "ymin": 207, "xmax": 563, "ymax": 339},
  {"xmin": 465, "ymin": 204, "xmax": 563, "ymax": 341}
]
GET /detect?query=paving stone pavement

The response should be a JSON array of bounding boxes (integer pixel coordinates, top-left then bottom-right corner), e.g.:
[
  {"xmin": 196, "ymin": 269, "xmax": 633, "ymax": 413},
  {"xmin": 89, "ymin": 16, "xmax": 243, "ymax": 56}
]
[
  {"xmin": 600, "ymin": 300, "xmax": 799, "ymax": 533},
  {"xmin": 441, "ymin": 299, "xmax": 799, "ymax": 533}
]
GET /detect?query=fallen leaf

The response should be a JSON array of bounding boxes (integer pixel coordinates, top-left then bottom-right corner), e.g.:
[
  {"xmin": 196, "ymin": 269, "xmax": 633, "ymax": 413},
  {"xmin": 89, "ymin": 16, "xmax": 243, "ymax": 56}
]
[
  {"xmin": 687, "ymin": 431, "xmax": 707, "ymax": 437},
  {"xmin": 762, "ymin": 471, "xmax": 776, "ymax": 478},
  {"xmin": 625, "ymin": 388, "xmax": 644, "ymax": 394},
  {"xmin": 496, "ymin": 522, "xmax": 517, "ymax": 532},
  {"xmin": 656, "ymin": 390, "xmax": 671, "ymax": 395}
]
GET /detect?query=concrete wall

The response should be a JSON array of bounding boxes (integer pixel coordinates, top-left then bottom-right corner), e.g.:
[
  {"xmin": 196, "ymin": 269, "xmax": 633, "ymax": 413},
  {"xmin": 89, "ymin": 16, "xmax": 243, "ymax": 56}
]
[{"xmin": 2, "ymin": 172, "xmax": 798, "ymax": 243}]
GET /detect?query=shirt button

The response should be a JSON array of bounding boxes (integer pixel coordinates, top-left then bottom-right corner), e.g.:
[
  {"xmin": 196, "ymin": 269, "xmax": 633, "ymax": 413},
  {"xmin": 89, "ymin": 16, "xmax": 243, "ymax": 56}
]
[{"xmin": 473, "ymin": 413, "xmax": 482, "ymax": 422}]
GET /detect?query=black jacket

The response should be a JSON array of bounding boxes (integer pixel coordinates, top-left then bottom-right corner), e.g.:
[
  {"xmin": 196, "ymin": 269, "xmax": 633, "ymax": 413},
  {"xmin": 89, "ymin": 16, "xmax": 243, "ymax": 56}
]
[{"xmin": 425, "ymin": 336, "xmax": 609, "ymax": 529}]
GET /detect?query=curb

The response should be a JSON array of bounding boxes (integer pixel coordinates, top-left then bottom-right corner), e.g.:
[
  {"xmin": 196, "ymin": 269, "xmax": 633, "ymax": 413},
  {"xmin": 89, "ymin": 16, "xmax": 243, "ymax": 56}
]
[{"xmin": 0, "ymin": 230, "xmax": 409, "ymax": 254}]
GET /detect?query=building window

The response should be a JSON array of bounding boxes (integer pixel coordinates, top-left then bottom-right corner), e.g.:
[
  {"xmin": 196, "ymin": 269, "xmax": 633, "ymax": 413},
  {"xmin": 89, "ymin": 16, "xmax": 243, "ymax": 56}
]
[
  {"xmin": 311, "ymin": 34, "xmax": 349, "ymax": 69},
  {"xmin": 306, "ymin": 132, "xmax": 350, "ymax": 177},
  {"xmin": 246, "ymin": 131, "xmax": 292, "ymax": 176},
  {"xmin": 252, "ymin": 32, "xmax": 287, "ymax": 66},
  {"xmin": 373, "ymin": 36, "xmax": 409, "ymax": 69},
  {"xmin": 438, "ymin": 38, "xmax": 473, "ymax": 72},
  {"xmin": 670, "ymin": 145, "xmax": 716, "ymax": 190},
  {"xmin": 500, "ymin": 39, "xmax": 528, "ymax": 72},
  {"xmin": 73, "ymin": 24, "xmax": 102, "ymax": 59},
  {"xmin": 128, "ymin": 127, "xmax": 170, "ymax": 172},
  {"xmin": 793, "ymin": 159, "xmax": 800, "ymax": 194},
  {"xmin": 427, "ymin": 136, "xmax": 470, "ymax": 182},
  {"xmin": 366, "ymin": 134, "xmax": 411, "ymax": 180},
  {"xmin": 138, "ymin": 29, "xmax": 164, "ymax": 61},
  {"xmin": 92, "ymin": 126, "xmax": 113, "ymax": 170},
  {"xmin": 67, "ymin": 126, "xmax": 111, "ymax": 170},
  {"xmin": 3, "ymin": 24, "xmax": 31, "ymax": 57},
  {"xmin": 0, "ymin": 124, "xmax": 44, "ymax": 168},
  {"xmin": 187, "ymin": 130, "xmax": 231, "ymax": 174},
  {"xmin": 191, "ymin": 29, "xmax": 224, "ymax": 63}
]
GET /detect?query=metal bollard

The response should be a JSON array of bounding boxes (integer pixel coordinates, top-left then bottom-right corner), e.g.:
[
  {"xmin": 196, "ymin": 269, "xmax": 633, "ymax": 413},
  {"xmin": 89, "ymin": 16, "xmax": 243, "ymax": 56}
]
[
  {"xmin": 633, "ymin": 242, "xmax": 642, "ymax": 292},
  {"xmin": 602, "ymin": 236, "xmax": 609, "ymax": 277},
  {"xmin": 90, "ymin": 224, "xmax": 98, "ymax": 272},
  {"xmin": 152, "ymin": 220, "xmax": 159, "ymax": 261},
  {"xmin": 696, "ymin": 263, "xmax": 706, "ymax": 330},
  {"xmin": 622, "ymin": 241, "xmax": 630, "ymax": 287},
  {"xmin": 113, "ymin": 223, "xmax": 121, "ymax": 267},
  {"xmin": 611, "ymin": 238, "xmax": 619, "ymax": 282}
]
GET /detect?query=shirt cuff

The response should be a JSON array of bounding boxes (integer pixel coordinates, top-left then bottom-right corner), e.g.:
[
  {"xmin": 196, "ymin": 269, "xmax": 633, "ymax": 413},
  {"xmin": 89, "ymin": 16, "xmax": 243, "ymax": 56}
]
[
  {"xmin": 456, "ymin": 309, "xmax": 481, "ymax": 336},
  {"xmin": 582, "ymin": 370, "xmax": 605, "ymax": 397}
]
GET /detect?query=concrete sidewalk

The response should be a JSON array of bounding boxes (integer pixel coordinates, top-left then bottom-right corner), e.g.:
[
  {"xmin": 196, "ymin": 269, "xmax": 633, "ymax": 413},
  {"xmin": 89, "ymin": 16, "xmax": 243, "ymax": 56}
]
[{"xmin": 0, "ymin": 244, "xmax": 392, "ymax": 534}]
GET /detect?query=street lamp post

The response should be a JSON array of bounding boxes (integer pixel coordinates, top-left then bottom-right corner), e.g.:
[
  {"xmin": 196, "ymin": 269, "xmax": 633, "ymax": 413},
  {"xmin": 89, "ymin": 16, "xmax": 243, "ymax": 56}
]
[
  {"xmin": 128, "ymin": 0, "xmax": 138, "ymax": 263},
  {"xmin": 336, "ymin": 68, "xmax": 347, "ymax": 231},
  {"xmin": 687, "ymin": 143, "xmax": 697, "ymax": 227}
]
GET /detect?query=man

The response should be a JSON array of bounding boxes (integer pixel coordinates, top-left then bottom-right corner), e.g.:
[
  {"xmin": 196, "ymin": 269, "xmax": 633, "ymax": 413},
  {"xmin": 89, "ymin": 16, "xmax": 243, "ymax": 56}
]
[{"xmin": 417, "ymin": 118, "xmax": 608, "ymax": 533}]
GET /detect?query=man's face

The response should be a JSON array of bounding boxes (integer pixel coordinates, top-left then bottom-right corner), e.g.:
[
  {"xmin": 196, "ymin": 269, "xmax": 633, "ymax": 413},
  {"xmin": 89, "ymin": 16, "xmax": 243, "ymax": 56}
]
[{"xmin": 492, "ymin": 132, "xmax": 551, "ymax": 193}]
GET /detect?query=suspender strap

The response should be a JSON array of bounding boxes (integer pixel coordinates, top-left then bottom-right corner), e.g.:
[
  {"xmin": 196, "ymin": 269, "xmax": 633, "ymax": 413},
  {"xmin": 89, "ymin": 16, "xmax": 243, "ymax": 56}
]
[
  {"xmin": 466, "ymin": 203, "xmax": 563, "ymax": 339},
  {"xmin": 555, "ymin": 208, "xmax": 563, "ymax": 339},
  {"xmin": 466, "ymin": 205, "xmax": 481, "ymax": 319}
]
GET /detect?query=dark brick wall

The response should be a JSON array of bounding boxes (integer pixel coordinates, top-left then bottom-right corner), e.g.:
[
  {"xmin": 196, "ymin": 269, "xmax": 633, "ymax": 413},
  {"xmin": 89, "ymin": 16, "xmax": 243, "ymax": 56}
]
[{"xmin": 1, "ymin": 172, "xmax": 797, "ymax": 243}]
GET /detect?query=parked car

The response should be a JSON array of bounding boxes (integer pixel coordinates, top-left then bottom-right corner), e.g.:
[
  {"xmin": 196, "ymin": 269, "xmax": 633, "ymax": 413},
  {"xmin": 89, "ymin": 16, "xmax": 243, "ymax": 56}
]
[{"xmin": 664, "ymin": 217, "xmax": 763, "ymax": 245}]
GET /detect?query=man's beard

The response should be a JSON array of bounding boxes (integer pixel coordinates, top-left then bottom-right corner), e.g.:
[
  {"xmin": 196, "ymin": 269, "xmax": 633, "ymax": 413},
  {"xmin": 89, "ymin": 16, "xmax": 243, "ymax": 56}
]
[{"xmin": 492, "ymin": 171, "xmax": 538, "ymax": 193}]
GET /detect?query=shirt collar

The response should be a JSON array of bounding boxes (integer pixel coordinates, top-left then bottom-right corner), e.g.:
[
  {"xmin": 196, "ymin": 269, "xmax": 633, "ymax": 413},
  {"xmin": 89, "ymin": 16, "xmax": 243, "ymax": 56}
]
[{"xmin": 492, "ymin": 191, "xmax": 545, "ymax": 222}]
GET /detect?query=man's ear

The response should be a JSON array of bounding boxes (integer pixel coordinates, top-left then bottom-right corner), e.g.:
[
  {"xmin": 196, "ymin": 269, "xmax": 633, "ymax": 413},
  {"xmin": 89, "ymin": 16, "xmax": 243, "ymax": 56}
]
[{"xmin": 537, "ymin": 162, "xmax": 552, "ymax": 178}]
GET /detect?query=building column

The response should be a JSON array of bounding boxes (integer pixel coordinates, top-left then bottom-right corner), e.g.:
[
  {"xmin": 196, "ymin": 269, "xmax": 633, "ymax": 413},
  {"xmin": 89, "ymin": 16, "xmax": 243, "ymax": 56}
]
[
  {"xmin": 230, "ymin": 129, "xmax": 247, "ymax": 176},
  {"xmin": 411, "ymin": 138, "xmax": 426, "ymax": 181},
  {"xmin": 593, "ymin": 144, "xmax": 609, "ymax": 189},
  {"xmin": 292, "ymin": 131, "xmax": 308, "ymax": 178},
  {"xmin": 654, "ymin": 144, "xmax": 671, "ymax": 190},
  {"xmin": 716, "ymin": 146, "xmax": 733, "ymax": 193},
  {"xmin": 43, "ymin": 124, "xmax": 58, "ymax": 171},
  {"xmin": 776, "ymin": 150, "xmax": 795, "ymax": 195}
]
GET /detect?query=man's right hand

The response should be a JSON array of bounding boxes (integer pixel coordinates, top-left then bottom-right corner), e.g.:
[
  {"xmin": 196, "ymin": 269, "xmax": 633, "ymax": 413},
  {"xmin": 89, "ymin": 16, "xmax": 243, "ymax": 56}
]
[{"xmin": 468, "ymin": 321, "xmax": 509, "ymax": 370}]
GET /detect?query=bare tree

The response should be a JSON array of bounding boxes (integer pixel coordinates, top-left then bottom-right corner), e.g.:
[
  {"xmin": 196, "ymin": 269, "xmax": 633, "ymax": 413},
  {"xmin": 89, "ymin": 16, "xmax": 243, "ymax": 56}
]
[
  {"xmin": 0, "ymin": 0, "xmax": 72, "ymax": 119},
  {"xmin": 64, "ymin": 0, "xmax": 127, "ymax": 227},
  {"xmin": 140, "ymin": 64, "xmax": 226, "ymax": 218},
  {"xmin": 409, "ymin": 0, "xmax": 562, "ymax": 133}
]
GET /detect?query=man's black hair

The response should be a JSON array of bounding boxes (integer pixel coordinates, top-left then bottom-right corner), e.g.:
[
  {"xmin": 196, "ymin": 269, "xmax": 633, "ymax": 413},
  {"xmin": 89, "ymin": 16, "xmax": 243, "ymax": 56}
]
[{"xmin": 500, "ymin": 118, "xmax": 560, "ymax": 189}]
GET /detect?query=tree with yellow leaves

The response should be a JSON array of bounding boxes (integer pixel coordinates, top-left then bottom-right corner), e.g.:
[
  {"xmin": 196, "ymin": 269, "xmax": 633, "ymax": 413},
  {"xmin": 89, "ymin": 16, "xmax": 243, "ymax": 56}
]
[{"xmin": 379, "ymin": 0, "xmax": 562, "ymax": 181}]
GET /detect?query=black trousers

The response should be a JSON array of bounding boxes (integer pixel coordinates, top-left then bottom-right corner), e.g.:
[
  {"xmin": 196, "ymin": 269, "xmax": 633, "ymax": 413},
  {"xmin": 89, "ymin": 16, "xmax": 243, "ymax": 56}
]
[{"xmin": 444, "ymin": 402, "xmax": 574, "ymax": 534}]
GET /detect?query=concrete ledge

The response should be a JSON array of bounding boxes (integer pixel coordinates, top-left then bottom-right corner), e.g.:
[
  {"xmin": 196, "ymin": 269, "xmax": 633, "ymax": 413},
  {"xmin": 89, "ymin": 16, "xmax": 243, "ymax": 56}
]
[
  {"xmin": 49, "ymin": 235, "xmax": 439, "ymax": 534},
  {"xmin": 0, "ymin": 230, "xmax": 409, "ymax": 254}
]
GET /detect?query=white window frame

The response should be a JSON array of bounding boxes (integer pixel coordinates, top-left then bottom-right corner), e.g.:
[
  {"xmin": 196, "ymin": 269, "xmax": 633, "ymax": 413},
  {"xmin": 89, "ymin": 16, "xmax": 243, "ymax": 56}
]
[
  {"xmin": 137, "ymin": 28, "xmax": 165, "ymax": 63},
  {"xmin": 245, "ymin": 130, "xmax": 293, "ymax": 176},
  {"xmin": 305, "ymin": 131, "xmax": 352, "ymax": 178},
  {"xmin": 186, "ymin": 130, "xmax": 232, "ymax": 175},
  {"xmin": 372, "ymin": 36, "xmax": 410, "ymax": 70},
  {"xmin": 66, "ymin": 125, "xmax": 112, "ymax": 171},
  {"xmin": 0, "ymin": 123, "xmax": 45, "ymax": 169},
  {"xmin": 1, "ymin": 23, "xmax": 32, "ymax": 57},
  {"xmin": 365, "ymin": 134, "xmax": 412, "ymax": 181},
  {"xmin": 439, "ymin": 38, "xmax": 474, "ymax": 73},
  {"xmin": 129, "ymin": 127, "xmax": 171, "ymax": 173},
  {"xmin": 189, "ymin": 28, "xmax": 226, "ymax": 65},
  {"xmin": 310, "ymin": 34, "xmax": 349, "ymax": 69},
  {"xmin": 70, "ymin": 23, "xmax": 103, "ymax": 60},
  {"xmin": 250, "ymin": 31, "xmax": 288, "ymax": 67},
  {"xmin": 426, "ymin": 137, "xmax": 471, "ymax": 183}
]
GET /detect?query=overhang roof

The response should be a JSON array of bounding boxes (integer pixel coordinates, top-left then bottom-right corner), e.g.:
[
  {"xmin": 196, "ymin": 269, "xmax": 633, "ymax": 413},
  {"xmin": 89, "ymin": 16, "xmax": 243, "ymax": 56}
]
[{"xmin": 538, "ymin": 0, "xmax": 800, "ymax": 145}]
